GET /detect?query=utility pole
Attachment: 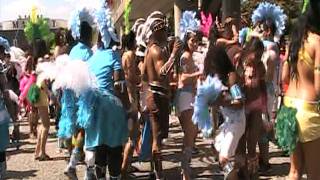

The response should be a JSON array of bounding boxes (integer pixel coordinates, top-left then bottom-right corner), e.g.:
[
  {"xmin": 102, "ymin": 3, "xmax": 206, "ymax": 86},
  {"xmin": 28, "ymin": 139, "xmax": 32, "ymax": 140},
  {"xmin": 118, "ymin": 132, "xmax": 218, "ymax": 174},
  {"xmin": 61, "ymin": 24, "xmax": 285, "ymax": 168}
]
[{"xmin": 174, "ymin": 1, "xmax": 181, "ymax": 37}]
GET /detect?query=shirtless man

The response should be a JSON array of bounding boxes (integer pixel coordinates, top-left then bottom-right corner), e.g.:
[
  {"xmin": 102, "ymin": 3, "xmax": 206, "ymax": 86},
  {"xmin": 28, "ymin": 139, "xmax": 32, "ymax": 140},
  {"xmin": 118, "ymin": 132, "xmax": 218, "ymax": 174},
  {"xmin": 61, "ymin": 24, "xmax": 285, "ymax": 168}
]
[
  {"xmin": 121, "ymin": 31, "xmax": 140, "ymax": 178},
  {"xmin": 143, "ymin": 12, "xmax": 182, "ymax": 179}
]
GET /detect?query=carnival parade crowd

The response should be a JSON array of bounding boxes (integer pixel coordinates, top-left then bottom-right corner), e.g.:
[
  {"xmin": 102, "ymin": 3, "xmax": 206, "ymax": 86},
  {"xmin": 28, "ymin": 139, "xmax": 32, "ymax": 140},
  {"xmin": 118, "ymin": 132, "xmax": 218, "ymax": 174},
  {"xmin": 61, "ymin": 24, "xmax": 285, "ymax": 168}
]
[{"xmin": 0, "ymin": 0, "xmax": 320, "ymax": 179}]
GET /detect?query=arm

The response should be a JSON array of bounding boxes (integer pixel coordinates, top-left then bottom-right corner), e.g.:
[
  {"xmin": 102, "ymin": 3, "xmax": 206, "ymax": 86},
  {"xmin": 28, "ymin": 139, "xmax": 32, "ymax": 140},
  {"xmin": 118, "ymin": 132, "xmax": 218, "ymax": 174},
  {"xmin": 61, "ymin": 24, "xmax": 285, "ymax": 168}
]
[
  {"xmin": 314, "ymin": 39, "xmax": 320, "ymax": 95},
  {"xmin": 158, "ymin": 39, "xmax": 183, "ymax": 76},
  {"xmin": 265, "ymin": 50, "xmax": 277, "ymax": 83},
  {"xmin": 216, "ymin": 25, "xmax": 239, "ymax": 46},
  {"xmin": 281, "ymin": 47, "xmax": 290, "ymax": 91},
  {"xmin": 179, "ymin": 55, "xmax": 202, "ymax": 85}
]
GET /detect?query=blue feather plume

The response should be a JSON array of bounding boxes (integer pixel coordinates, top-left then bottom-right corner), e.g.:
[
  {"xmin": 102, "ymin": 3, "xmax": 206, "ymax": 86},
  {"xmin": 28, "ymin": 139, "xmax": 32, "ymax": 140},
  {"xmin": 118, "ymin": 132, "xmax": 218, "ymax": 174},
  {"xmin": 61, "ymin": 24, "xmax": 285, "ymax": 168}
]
[
  {"xmin": 192, "ymin": 75, "xmax": 224, "ymax": 137},
  {"xmin": 94, "ymin": 2, "xmax": 119, "ymax": 48},
  {"xmin": 179, "ymin": 11, "xmax": 200, "ymax": 40},
  {"xmin": 0, "ymin": 36, "xmax": 10, "ymax": 52},
  {"xmin": 239, "ymin": 27, "xmax": 249, "ymax": 45},
  {"xmin": 68, "ymin": 7, "xmax": 95, "ymax": 40},
  {"xmin": 251, "ymin": 2, "xmax": 287, "ymax": 36}
]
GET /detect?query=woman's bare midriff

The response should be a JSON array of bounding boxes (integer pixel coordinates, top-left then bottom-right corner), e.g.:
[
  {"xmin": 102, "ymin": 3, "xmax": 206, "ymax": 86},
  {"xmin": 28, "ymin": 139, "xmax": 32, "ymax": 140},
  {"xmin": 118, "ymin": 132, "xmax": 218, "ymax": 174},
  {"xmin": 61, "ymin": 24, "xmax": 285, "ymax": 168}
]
[{"xmin": 286, "ymin": 79, "xmax": 318, "ymax": 101}]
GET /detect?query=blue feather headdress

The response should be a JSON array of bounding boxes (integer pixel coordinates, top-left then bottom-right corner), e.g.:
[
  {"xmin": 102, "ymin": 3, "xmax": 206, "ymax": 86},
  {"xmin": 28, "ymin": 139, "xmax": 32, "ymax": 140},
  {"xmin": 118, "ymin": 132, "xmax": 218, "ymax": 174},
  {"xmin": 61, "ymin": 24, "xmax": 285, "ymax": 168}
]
[
  {"xmin": 239, "ymin": 27, "xmax": 250, "ymax": 45},
  {"xmin": 251, "ymin": 2, "xmax": 287, "ymax": 37},
  {"xmin": 0, "ymin": 36, "xmax": 10, "ymax": 53},
  {"xmin": 68, "ymin": 7, "xmax": 95, "ymax": 40},
  {"xmin": 94, "ymin": 2, "xmax": 119, "ymax": 48},
  {"xmin": 179, "ymin": 11, "xmax": 200, "ymax": 40}
]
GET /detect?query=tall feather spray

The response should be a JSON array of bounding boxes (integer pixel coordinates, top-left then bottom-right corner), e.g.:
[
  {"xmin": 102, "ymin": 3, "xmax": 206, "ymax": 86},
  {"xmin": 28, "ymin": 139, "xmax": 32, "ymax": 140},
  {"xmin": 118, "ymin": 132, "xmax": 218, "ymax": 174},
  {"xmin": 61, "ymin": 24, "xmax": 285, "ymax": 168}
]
[
  {"xmin": 124, "ymin": 0, "xmax": 132, "ymax": 34},
  {"xmin": 179, "ymin": 11, "xmax": 200, "ymax": 40}
]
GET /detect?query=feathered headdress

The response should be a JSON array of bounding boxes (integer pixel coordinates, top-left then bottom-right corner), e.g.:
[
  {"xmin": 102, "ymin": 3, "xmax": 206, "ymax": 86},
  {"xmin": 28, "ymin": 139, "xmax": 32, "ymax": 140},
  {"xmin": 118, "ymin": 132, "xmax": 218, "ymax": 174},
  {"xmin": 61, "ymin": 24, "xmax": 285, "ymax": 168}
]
[
  {"xmin": 124, "ymin": 0, "xmax": 132, "ymax": 35},
  {"xmin": 132, "ymin": 18, "xmax": 146, "ymax": 57},
  {"xmin": 238, "ymin": 27, "xmax": 252, "ymax": 45},
  {"xmin": 142, "ymin": 11, "xmax": 166, "ymax": 45},
  {"xmin": 94, "ymin": 1, "xmax": 119, "ymax": 48},
  {"xmin": 24, "ymin": 6, "xmax": 54, "ymax": 44},
  {"xmin": 251, "ymin": 2, "xmax": 287, "ymax": 37},
  {"xmin": 302, "ymin": 0, "xmax": 309, "ymax": 13},
  {"xmin": 0, "ymin": 36, "xmax": 10, "ymax": 53},
  {"xmin": 68, "ymin": 7, "xmax": 95, "ymax": 40},
  {"xmin": 132, "ymin": 18, "xmax": 146, "ymax": 47},
  {"xmin": 179, "ymin": 11, "xmax": 200, "ymax": 40}
]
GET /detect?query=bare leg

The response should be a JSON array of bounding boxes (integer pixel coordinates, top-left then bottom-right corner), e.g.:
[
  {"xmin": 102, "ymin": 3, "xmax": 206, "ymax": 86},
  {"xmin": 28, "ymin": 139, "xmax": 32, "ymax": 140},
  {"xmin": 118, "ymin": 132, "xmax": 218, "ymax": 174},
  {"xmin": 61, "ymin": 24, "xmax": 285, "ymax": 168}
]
[
  {"xmin": 246, "ymin": 111, "xmax": 262, "ymax": 176},
  {"xmin": 121, "ymin": 118, "xmax": 139, "ymax": 178},
  {"xmin": 302, "ymin": 138, "xmax": 320, "ymax": 180},
  {"xmin": 38, "ymin": 106, "xmax": 50, "ymax": 157},
  {"xmin": 179, "ymin": 109, "xmax": 197, "ymax": 180},
  {"xmin": 288, "ymin": 142, "xmax": 303, "ymax": 180}
]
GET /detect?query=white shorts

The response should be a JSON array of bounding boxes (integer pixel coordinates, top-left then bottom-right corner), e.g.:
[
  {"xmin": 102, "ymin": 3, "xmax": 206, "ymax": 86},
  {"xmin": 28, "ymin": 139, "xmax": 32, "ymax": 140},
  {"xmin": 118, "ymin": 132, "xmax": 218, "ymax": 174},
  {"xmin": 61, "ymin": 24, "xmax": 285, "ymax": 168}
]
[
  {"xmin": 176, "ymin": 91, "xmax": 194, "ymax": 115},
  {"xmin": 214, "ymin": 108, "xmax": 246, "ymax": 158}
]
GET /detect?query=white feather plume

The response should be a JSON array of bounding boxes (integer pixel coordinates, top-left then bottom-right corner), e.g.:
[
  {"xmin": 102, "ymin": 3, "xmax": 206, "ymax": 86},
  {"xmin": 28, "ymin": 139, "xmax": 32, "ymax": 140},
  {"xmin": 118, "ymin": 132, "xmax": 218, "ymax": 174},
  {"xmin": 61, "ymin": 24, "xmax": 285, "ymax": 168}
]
[{"xmin": 179, "ymin": 11, "xmax": 200, "ymax": 40}]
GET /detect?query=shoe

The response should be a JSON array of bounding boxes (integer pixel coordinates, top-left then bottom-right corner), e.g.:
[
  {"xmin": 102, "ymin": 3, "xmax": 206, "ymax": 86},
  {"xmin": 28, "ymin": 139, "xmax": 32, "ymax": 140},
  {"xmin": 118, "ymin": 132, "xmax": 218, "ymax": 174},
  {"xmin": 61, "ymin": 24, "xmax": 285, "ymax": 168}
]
[{"xmin": 64, "ymin": 166, "xmax": 78, "ymax": 180}]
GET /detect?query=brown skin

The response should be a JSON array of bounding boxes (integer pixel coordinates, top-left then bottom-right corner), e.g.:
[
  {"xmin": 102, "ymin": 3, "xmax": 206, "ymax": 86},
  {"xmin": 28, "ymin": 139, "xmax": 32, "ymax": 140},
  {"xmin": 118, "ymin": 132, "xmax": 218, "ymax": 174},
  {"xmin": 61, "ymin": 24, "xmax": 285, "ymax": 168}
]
[
  {"xmin": 177, "ymin": 35, "xmax": 201, "ymax": 180},
  {"xmin": 122, "ymin": 50, "xmax": 138, "ymax": 108},
  {"xmin": 121, "ymin": 50, "xmax": 140, "ymax": 178},
  {"xmin": 284, "ymin": 32, "xmax": 320, "ymax": 180},
  {"xmin": 144, "ymin": 28, "xmax": 181, "ymax": 179}
]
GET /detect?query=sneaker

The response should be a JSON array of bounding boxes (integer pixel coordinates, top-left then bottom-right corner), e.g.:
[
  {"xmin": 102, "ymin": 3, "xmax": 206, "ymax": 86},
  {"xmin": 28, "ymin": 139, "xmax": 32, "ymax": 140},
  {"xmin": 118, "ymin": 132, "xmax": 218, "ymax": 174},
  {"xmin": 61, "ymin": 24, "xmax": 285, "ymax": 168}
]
[{"xmin": 64, "ymin": 167, "xmax": 78, "ymax": 180}]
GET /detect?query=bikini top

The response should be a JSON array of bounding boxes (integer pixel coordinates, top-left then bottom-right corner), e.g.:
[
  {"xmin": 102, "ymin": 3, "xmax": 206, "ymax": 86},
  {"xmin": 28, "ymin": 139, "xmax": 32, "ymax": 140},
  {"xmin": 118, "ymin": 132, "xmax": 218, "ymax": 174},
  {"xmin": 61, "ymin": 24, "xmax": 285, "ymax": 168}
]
[{"xmin": 299, "ymin": 48, "xmax": 314, "ymax": 69}]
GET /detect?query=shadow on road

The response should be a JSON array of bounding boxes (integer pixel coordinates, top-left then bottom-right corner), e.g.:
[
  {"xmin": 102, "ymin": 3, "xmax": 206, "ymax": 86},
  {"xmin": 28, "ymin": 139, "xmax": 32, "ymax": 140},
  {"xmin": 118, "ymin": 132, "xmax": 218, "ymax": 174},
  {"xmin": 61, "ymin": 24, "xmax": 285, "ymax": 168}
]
[{"xmin": 6, "ymin": 169, "xmax": 37, "ymax": 179}]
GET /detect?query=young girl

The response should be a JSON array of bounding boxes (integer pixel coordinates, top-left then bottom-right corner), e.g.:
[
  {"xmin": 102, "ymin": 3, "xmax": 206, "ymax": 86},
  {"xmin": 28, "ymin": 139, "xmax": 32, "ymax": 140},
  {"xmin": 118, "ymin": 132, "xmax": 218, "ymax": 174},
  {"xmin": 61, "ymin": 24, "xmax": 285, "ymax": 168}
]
[{"xmin": 240, "ymin": 37, "xmax": 266, "ymax": 178}]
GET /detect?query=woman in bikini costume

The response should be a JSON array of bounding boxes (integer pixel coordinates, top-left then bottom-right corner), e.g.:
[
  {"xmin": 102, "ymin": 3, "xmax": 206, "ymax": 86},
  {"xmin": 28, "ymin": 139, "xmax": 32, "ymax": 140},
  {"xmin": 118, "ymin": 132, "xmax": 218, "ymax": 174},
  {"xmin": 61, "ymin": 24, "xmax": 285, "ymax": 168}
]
[
  {"xmin": 239, "ymin": 37, "xmax": 267, "ymax": 178},
  {"xmin": 175, "ymin": 11, "xmax": 202, "ymax": 180},
  {"xmin": 277, "ymin": 0, "xmax": 320, "ymax": 179}
]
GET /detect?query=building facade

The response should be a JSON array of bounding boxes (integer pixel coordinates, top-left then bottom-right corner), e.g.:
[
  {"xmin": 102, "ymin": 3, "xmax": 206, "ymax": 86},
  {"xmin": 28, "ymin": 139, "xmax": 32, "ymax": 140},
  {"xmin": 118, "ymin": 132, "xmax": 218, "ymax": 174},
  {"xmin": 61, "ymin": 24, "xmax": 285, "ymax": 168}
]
[
  {"xmin": 0, "ymin": 16, "xmax": 67, "ymax": 50},
  {"xmin": 111, "ymin": 0, "xmax": 199, "ymax": 37}
]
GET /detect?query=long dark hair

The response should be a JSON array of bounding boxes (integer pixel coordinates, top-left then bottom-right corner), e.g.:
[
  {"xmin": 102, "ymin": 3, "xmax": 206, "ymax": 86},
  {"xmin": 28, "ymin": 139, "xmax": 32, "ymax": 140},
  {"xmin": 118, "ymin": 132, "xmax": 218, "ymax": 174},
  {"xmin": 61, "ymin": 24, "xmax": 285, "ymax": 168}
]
[
  {"xmin": 182, "ymin": 31, "xmax": 201, "ymax": 52},
  {"xmin": 289, "ymin": 0, "xmax": 320, "ymax": 79},
  {"xmin": 204, "ymin": 45, "xmax": 234, "ymax": 83},
  {"xmin": 121, "ymin": 31, "xmax": 135, "ymax": 51},
  {"xmin": 241, "ymin": 37, "xmax": 264, "ymax": 65}
]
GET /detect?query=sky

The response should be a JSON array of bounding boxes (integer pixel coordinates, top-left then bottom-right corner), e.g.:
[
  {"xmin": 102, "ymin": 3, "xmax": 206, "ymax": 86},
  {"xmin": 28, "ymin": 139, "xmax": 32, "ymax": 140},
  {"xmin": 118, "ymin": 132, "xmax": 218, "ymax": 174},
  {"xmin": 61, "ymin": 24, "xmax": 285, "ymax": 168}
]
[{"xmin": 0, "ymin": 0, "xmax": 102, "ymax": 21}]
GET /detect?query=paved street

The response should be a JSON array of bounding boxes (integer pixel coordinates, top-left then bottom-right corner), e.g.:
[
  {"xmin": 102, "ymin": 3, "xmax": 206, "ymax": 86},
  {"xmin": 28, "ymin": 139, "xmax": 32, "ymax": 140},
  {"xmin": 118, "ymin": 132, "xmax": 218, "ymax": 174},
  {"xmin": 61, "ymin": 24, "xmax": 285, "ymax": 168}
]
[{"xmin": 5, "ymin": 115, "xmax": 293, "ymax": 180}]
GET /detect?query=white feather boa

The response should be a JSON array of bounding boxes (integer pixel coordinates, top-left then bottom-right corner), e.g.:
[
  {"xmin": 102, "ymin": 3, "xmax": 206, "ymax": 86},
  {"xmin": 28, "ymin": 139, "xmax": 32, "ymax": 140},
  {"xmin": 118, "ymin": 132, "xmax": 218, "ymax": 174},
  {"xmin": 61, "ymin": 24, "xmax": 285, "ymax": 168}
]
[
  {"xmin": 192, "ymin": 75, "xmax": 224, "ymax": 137},
  {"xmin": 36, "ymin": 55, "xmax": 97, "ymax": 96}
]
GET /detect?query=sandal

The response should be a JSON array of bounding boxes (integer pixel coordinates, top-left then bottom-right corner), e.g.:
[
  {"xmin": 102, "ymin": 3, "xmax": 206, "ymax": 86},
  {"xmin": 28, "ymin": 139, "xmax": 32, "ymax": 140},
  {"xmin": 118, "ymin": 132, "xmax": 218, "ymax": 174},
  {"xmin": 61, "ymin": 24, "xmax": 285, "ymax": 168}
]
[{"xmin": 38, "ymin": 154, "xmax": 51, "ymax": 161}]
